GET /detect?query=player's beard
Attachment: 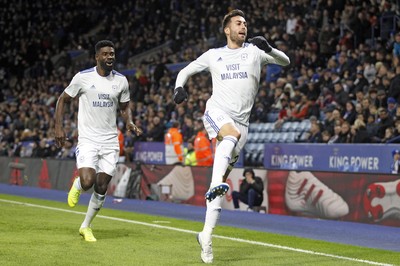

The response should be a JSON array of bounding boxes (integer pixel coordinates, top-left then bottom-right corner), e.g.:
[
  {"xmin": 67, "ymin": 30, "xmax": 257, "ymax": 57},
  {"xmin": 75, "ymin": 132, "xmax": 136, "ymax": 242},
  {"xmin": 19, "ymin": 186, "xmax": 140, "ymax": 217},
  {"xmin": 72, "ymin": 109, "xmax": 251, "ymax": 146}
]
[
  {"xmin": 229, "ymin": 31, "xmax": 245, "ymax": 47},
  {"xmin": 100, "ymin": 60, "xmax": 114, "ymax": 73}
]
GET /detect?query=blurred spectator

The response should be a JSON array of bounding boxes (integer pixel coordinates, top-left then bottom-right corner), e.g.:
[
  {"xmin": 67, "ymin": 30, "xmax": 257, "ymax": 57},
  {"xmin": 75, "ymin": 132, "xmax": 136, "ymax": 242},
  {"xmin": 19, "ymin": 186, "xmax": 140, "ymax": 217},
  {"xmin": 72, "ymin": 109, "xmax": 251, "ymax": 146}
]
[
  {"xmin": 290, "ymin": 94, "xmax": 310, "ymax": 121},
  {"xmin": 118, "ymin": 129, "xmax": 125, "ymax": 158},
  {"xmin": 184, "ymin": 139, "xmax": 197, "ymax": 166},
  {"xmin": 164, "ymin": 121, "xmax": 183, "ymax": 165},
  {"xmin": 31, "ymin": 139, "xmax": 51, "ymax": 158},
  {"xmin": 333, "ymin": 82, "xmax": 349, "ymax": 108},
  {"xmin": 193, "ymin": 119, "xmax": 213, "ymax": 167},
  {"xmin": 350, "ymin": 119, "xmax": 370, "ymax": 143},
  {"xmin": 374, "ymin": 107, "xmax": 395, "ymax": 141},
  {"xmin": 353, "ymin": 70, "xmax": 369, "ymax": 93},
  {"xmin": 388, "ymin": 66, "xmax": 400, "ymax": 103},
  {"xmin": 56, "ymin": 139, "xmax": 76, "ymax": 159},
  {"xmin": 321, "ymin": 130, "xmax": 332, "ymax": 143},
  {"xmin": 387, "ymin": 122, "xmax": 400, "ymax": 143},
  {"xmin": 381, "ymin": 127, "xmax": 395, "ymax": 143},
  {"xmin": 337, "ymin": 121, "xmax": 352, "ymax": 143},
  {"xmin": 328, "ymin": 120, "xmax": 342, "ymax": 144},
  {"xmin": 307, "ymin": 122, "xmax": 323, "ymax": 143},
  {"xmin": 181, "ymin": 115, "xmax": 195, "ymax": 142},
  {"xmin": 123, "ymin": 130, "xmax": 136, "ymax": 163},
  {"xmin": 146, "ymin": 116, "xmax": 165, "ymax": 142},
  {"xmin": 393, "ymin": 33, "xmax": 400, "ymax": 57},
  {"xmin": 387, "ymin": 97, "xmax": 398, "ymax": 117},
  {"xmin": 376, "ymin": 89, "xmax": 388, "ymax": 108},
  {"xmin": 342, "ymin": 101, "xmax": 357, "ymax": 125},
  {"xmin": 390, "ymin": 149, "xmax": 400, "ymax": 174}
]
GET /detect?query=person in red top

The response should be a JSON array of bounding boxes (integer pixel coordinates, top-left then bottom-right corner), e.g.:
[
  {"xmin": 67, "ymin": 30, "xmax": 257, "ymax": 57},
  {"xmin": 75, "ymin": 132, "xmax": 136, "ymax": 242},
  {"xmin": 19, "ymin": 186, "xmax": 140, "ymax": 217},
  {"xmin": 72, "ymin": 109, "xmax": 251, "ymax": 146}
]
[
  {"xmin": 194, "ymin": 119, "xmax": 213, "ymax": 166},
  {"xmin": 164, "ymin": 121, "xmax": 184, "ymax": 164}
]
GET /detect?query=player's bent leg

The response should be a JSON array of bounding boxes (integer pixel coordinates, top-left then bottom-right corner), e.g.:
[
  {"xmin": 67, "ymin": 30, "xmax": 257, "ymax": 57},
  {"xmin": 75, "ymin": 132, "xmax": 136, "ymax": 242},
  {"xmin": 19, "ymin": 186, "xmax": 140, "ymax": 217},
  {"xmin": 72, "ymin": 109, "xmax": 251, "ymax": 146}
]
[{"xmin": 79, "ymin": 227, "xmax": 97, "ymax": 242}]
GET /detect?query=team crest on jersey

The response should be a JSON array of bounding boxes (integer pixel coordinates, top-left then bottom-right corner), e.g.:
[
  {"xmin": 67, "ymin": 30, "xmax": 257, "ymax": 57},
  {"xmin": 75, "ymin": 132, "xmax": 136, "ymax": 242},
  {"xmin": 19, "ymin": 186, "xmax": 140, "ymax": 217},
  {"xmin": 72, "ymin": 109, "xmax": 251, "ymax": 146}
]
[
  {"xmin": 112, "ymin": 85, "xmax": 118, "ymax": 90},
  {"xmin": 241, "ymin": 53, "xmax": 248, "ymax": 61}
]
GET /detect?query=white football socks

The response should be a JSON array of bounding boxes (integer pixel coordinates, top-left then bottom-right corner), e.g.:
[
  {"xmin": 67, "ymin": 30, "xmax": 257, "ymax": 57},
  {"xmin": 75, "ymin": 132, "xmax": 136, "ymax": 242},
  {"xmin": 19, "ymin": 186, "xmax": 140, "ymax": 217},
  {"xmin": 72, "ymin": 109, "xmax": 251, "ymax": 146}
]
[
  {"xmin": 202, "ymin": 196, "xmax": 223, "ymax": 244},
  {"xmin": 81, "ymin": 192, "xmax": 106, "ymax": 228},
  {"xmin": 210, "ymin": 136, "xmax": 237, "ymax": 188}
]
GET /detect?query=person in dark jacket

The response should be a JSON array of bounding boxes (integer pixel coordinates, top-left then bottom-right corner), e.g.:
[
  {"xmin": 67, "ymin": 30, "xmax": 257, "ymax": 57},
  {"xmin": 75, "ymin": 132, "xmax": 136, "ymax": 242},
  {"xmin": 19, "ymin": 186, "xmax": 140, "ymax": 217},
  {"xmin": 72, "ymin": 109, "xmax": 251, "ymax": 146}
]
[{"xmin": 232, "ymin": 168, "xmax": 264, "ymax": 210}]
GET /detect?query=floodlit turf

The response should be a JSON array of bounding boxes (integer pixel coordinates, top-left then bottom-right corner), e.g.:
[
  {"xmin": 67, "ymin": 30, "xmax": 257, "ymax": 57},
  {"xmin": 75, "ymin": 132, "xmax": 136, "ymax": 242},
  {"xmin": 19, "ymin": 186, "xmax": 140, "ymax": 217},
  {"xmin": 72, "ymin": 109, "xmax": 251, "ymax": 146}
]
[{"xmin": 0, "ymin": 194, "xmax": 398, "ymax": 266}]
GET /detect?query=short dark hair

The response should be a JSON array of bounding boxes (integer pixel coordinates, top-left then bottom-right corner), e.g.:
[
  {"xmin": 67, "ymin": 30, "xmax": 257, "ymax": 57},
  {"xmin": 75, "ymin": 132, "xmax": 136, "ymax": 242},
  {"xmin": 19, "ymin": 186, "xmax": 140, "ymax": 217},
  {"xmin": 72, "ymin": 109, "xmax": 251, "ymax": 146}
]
[
  {"xmin": 95, "ymin": 40, "xmax": 115, "ymax": 54},
  {"xmin": 243, "ymin": 168, "xmax": 254, "ymax": 177},
  {"xmin": 222, "ymin": 9, "xmax": 245, "ymax": 29}
]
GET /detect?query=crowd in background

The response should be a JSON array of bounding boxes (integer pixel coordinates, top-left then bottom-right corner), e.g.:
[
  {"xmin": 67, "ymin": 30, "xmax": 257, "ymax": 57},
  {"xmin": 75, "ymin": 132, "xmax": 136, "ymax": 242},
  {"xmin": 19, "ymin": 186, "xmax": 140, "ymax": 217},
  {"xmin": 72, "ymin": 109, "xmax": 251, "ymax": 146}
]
[{"xmin": 1, "ymin": 0, "xmax": 400, "ymax": 163}]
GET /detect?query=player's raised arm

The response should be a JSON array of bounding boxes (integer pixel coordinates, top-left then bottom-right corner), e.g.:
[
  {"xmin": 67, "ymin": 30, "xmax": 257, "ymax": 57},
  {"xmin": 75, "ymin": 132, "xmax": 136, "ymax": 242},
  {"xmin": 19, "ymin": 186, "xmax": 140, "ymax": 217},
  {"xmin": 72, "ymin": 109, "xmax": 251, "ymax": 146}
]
[{"xmin": 249, "ymin": 36, "xmax": 290, "ymax": 66}]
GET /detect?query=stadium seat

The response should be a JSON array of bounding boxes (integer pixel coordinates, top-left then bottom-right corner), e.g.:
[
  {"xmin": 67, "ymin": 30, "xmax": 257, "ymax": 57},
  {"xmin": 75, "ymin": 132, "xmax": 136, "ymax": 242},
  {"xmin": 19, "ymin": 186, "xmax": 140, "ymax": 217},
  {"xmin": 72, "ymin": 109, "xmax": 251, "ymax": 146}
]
[
  {"xmin": 297, "ymin": 131, "xmax": 310, "ymax": 142},
  {"xmin": 270, "ymin": 132, "xmax": 282, "ymax": 143},
  {"xmin": 258, "ymin": 132, "xmax": 268, "ymax": 143},
  {"xmin": 281, "ymin": 122, "xmax": 292, "ymax": 132},
  {"xmin": 247, "ymin": 133, "xmax": 255, "ymax": 143},
  {"xmin": 254, "ymin": 123, "xmax": 264, "ymax": 132},
  {"xmin": 277, "ymin": 132, "xmax": 286, "ymax": 142},
  {"xmin": 289, "ymin": 121, "xmax": 300, "ymax": 132},
  {"xmin": 249, "ymin": 123, "xmax": 258, "ymax": 133},
  {"xmin": 259, "ymin": 123, "xmax": 269, "ymax": 132},
  {"xmin": 285, "ymin": 132, "xmax": 297, "ymax": 143},
  {"xmin": 298, "ymin": 120, "xmax": 311, "ymax": 132},
  {"xmin": 264, "ymin": 132, "xmax": 274, "ymax": 143},
  {"xmin": 250, "ymin": 132, "xmax": 261, "ymax": 143},
  {"xmin": 244, "ymin": 143, "xmax": 258, "ymax": 153}
]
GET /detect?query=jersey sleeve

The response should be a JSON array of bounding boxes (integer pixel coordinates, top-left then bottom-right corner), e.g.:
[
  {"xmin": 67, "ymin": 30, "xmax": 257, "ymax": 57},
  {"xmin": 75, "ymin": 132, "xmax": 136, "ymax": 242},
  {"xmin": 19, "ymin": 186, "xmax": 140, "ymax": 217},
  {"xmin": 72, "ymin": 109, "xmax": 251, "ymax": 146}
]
[
  {"xmin": 64, "ymin": 73, "xmax": 82, "ymax": 98},
  {"xmin": 175, "ymin": 50, "xmax": 210, "ymax": 88},
  {"xmin": 260, "ymin": 47, "xmax": 290, "ymax": 66},
  {"xmin": 119, "ymin": 76, "xmax": 130, "ymax": 103}
]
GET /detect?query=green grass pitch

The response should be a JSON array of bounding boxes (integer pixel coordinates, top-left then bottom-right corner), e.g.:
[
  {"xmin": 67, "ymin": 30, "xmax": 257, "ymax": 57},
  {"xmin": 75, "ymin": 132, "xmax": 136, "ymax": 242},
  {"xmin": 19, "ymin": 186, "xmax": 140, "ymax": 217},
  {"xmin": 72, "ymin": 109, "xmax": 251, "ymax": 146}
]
[{"xmin": 0, "ymin": 194, "xmax": 398, "ymax": 266}]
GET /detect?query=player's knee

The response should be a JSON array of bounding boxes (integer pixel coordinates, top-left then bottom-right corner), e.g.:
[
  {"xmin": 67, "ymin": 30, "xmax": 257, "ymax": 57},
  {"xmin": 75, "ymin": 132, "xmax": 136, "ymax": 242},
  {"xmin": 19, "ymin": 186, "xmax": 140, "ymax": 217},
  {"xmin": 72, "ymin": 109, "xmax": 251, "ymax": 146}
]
[
  {"xmin": 231, "ymin": 131, "xmax": 241, "ymax": 140},
  {"xmin": 219, "ymin": 125, "xmax": 241, "ymax": 140},
  {"xmin": 80, "ymin": 177, "xmax": 94, "ymax": 191},
  {"xmin": 94, "ymin": 182, "xmax": 108, "ymax": 195}
]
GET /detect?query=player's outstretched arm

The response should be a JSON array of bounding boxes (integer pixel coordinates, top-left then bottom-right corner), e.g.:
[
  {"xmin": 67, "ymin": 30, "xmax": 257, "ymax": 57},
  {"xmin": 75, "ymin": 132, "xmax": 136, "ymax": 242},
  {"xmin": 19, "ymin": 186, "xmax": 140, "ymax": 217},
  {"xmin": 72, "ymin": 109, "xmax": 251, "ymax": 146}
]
[{"xmin": 249, "ymin": 36, "xmax": 290, "ymax": 66}]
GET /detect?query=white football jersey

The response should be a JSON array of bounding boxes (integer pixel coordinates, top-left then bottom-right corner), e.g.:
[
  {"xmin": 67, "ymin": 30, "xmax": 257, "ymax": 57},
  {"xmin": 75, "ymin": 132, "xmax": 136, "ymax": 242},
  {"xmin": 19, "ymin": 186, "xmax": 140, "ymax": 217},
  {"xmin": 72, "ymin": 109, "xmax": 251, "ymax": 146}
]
[
  {"xmin": 64, "ymin": 67, "xmax": 130, "ymax": 145},
  {"xmin": 175, "ymin": 43, "xmax": 289, "ymax": 125}
]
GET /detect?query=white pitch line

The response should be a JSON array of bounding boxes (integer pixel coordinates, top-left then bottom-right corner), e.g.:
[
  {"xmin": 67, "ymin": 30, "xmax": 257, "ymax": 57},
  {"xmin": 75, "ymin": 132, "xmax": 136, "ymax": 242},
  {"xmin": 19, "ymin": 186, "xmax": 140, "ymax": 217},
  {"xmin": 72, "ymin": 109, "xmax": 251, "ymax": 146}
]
[{"xmin": 0, "ymin": 198, "xmax": 394, "ymax": 266}]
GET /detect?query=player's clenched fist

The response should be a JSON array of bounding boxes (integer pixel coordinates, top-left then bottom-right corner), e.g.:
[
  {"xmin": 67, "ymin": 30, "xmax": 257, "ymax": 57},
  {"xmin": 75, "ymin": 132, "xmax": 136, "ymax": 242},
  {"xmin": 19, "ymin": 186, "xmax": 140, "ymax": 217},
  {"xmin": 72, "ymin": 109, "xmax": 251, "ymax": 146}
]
[
  {"xmin": 174, "ymin": 86, "xmax": 188, "ymax": 104},
  {"xmin": 248, "ymin": 36, "xmax": 272, "ymax": 53}
]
